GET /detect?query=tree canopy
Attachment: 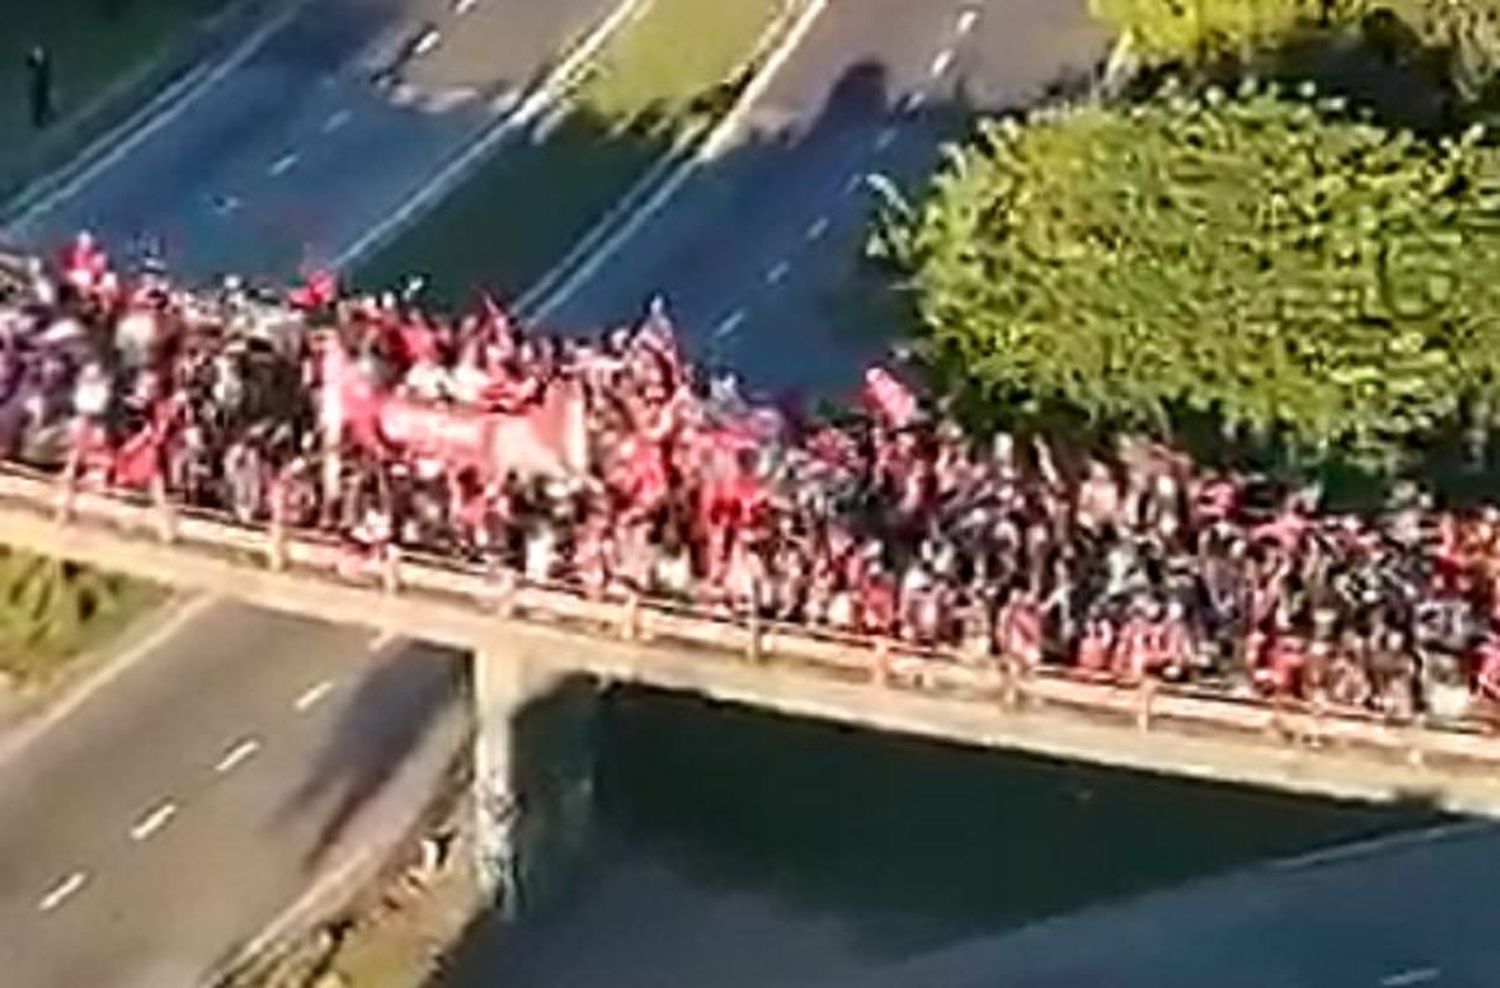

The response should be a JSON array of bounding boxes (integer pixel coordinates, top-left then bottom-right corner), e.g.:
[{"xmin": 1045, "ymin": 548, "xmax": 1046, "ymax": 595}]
[
  {"xmin": 874, "ymin": 83, "xmax": 1500, "ymax": 467},
  {"xmin": 1093, "ymin": 0, "xmax": 1500, "ymax": 104}
]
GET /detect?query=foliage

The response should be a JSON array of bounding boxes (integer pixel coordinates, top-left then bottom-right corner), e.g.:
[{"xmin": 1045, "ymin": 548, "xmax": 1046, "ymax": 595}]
[
  {"xmin": 873, "ymin": 83, "xmax": 1500, "ymax": 468},
  {"xmin": 0, "ymin": 549, "xmax": 136, "ymax": 682},
  {"xmin": 1092, "ymin": 0, "xmax": 1500, "ymax": 103},
  {"xmin": 1091, "ymin": 0, "xmax": 1330, "ymax": 62}
]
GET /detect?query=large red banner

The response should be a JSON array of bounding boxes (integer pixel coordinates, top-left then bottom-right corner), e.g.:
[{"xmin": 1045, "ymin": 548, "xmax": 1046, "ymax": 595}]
[{"xmin": 320, "ymin": 344, "xmax": 588, "ymax": 480}]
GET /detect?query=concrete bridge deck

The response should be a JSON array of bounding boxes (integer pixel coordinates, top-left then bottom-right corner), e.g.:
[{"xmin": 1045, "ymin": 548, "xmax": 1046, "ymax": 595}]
[{"xmin": 4, "ymin": 467, "xmax": 1500, "ymax": 818}]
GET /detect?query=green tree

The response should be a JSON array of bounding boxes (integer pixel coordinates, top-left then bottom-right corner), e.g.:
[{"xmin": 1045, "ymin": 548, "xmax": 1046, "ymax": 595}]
[
  {"xmin": 874, "ymin": 83, "xmax": 1500, "ymax": 468},
  {"xmin": 1093, "ymin": 0, "xmax": 1500, "ymax": 103}
]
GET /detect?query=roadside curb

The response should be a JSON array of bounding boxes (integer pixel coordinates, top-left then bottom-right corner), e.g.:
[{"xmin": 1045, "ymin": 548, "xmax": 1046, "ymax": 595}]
[
  {"xmin": 0, "ymin": 592, "xmax": 219, "ymax": 767},
  {"xmin": 204, "ymin": 734, "xmax": 471, "ymax": 987},
  {"xmin": 520, "ymin": 0, "xmax": 831, "ymax": 323},
  {"xmin": 1, "ymin": 0, "xmax": 312, "ymax": 232},
  {"xmin": 333, "ymin": 0, "xmax": 654, "ymax": 270}
]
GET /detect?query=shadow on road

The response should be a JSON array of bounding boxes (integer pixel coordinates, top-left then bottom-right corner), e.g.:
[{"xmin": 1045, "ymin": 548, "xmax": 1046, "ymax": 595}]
[{"xmin": 273, "ymin": 642, "xmax": 461, "ymax": 870}]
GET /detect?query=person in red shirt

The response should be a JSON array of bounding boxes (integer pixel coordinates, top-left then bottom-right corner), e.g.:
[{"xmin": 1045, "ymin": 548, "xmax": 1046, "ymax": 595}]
[
  {"xmin": 1256, "ymin": 628, "xmax": 1309, "ymax": 699},
  {"xmin": 1470, "ymin": 630, "xmax": 1500, "ymax": 730},
  {"xmin": 1076, "ymin": 612, "xmax": 1116, "ymax": 675},
  {"xmin": 996, "ymin": 590, "xmax": 1044, "ymax": 671}
]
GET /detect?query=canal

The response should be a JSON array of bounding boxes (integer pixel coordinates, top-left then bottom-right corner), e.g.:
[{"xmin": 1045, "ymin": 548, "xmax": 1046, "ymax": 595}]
[{"xmin": 436, "ymin": 686, "xmax": 1446, "ymax": 986}]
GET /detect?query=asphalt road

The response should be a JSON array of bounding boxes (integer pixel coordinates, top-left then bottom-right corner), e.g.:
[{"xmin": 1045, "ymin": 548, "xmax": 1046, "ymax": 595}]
[
  {"xmin": 5, "ymin": 0, "xmax": 617, "ymax": 280},
  {"xmin": 0, "ymin": 1, "xmax": 616, "ymax": 985},
  {"xmin": 0, "ymin": 600, "xmax": 465, "ymax": 988},
  {"xmin": 541, "ymin": 0, "xmax": 1106, "ymax": 397},
  {"xmin": 857, "ymin": 822, "xmax": 1500, "ymax": 988}
]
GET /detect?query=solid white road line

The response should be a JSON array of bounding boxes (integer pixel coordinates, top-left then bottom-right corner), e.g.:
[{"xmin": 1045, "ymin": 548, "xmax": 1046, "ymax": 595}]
[
  {"xmin": 929, "ymin": 49, "xmax": 955, "ymax": 79},
  {"xmin": 37, "ymin": 870, "xmax": 90, "ymax": 912},
  {"xmin": 129, "ymin": 801, "xmax": 178, "ymax": 842},
  {"xmin": 0, "ymin": 596, "xmax": 221, "ymax": 770},
  {"xmin": 1380, "ymin": 967, "xmax": 1440, "ymax": 987},
  {"xmin": 215, "ymin": 736, "xmax": 262, "ymax": 774},
  {"xmin": 268, "ymin": 152, "xmax": 300, "ymax": 177},
  {"xmin": 1268, "ymin": 819, "xmax": 1493, "ymax": 873},
  {"xmin": 332, "ymin": 0, "xmax": 651, "ymax": 268},
  {"xmin": 322, "ymin": 109, "xmax": 352, "ymax": 133},
  {"xmin": 293, "ymin": 680, "xmax": 335, "ymax": 712},
  {"xmin": 523, "ymin": 0, "xmax": 831, "ymax": 322}
]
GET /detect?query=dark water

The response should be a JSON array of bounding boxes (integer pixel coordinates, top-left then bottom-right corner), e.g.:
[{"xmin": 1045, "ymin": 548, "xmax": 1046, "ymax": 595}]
[{"xmin": 436, "ymin": 687, "xmax": 1445, "ymax": 987}]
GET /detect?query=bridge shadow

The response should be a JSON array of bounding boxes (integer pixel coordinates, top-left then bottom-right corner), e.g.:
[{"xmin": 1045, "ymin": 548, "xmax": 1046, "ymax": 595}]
[
  {"xmin": 272, "ymin": 641, "xmax": 461, "ymax": 871},
  {"xmin": 426, "ymin": 687, "xmax": 1458, "ymax": 988},
  {"xmin": 588, "ymin": 689, "xmax": 1455, "ymax": 956}
]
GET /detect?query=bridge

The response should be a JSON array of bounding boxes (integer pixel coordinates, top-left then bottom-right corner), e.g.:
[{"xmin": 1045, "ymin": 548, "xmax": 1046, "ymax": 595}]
[{"xmin": 2, "ymin": 463, "xmax": 1500, "ymax": 911}]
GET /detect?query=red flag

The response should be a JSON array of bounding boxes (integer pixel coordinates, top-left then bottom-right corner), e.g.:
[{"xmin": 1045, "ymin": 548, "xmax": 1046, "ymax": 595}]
[{"xmin": 291, "ymin": 269, "xmax": 338, "ymax": 309}]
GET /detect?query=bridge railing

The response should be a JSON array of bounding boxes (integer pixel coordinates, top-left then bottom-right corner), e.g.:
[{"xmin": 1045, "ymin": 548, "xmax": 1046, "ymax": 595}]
[{"xmin": 3, "ymin": 464, "xmax": 1498, "ymax": 771}]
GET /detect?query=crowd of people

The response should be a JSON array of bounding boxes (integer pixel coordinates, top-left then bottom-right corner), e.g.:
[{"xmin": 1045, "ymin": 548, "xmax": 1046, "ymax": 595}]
[{"xmin": 4, "ymin": 234, "xmax": 1500, "ymax": 724}]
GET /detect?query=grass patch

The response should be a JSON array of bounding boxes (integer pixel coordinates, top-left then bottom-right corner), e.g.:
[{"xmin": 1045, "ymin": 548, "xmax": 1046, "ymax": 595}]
[
  {"xmin": 0, "ymin": 552, "xmax": 166, "ymax": 688},
  {"xmin": 0, "ymin": 0, "xmax": 235, "ymax": 198},
  {"xmin": 358, "ymin": 0, "xmax": 790, "ymax": 306}
]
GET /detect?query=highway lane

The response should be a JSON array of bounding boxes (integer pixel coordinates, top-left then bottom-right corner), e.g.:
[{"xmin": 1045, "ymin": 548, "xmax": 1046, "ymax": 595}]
[
  {"xmin": 0, "ymin": 1, "xmax": 618, "ymax": 984},
  {"xmin": 5, "ymin": 0, "xmax": 618, "ymax": 280},
  {"xmin": 855, "ymin": 822, "xmax": 1500, "ymax": 988},
  {"xmin": 541, "ymin": 0, "xmax": 1107, "ymax": 396},
  {"xmin": 0, "ymin": 600, "xmax": 466, "ymax": 988}
]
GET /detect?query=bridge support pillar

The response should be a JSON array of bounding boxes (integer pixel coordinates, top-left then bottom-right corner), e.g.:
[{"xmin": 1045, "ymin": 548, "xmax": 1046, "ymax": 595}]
[{"xmin": 471, "ymin": 645, "xmax": 598, "ymax": 920}]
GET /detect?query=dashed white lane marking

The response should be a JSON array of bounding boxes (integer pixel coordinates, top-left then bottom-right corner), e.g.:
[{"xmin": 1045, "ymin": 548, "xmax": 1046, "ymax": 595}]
[
  {"xmin": 322, "ymin": 109, "xmax": 351, "ymax": 133},
  {"xmin": 268, "ymin": 152, "xmax": 299, "ymax": 177},
  {"xmin": 129, "ymin": 801, "xmax": 178, "ymax": 842},
  {"xmin": 424, "ymin": 87, "xmax": 479, "ymax": 114},
  {"xmin": 293, "ymin": 680, "xmax": 335, "ymax": 712},
  {"xmin": 713, "ymin": 309, "xmax": 747, "ymax": 339},
  {"xmin": 370, "ymin": 629, "xmax": 398, "ymax": 651},
  {"xmin": 930, "ymin": 49, "xmax": 955, "ymax": 79},
  {"xmin": 453, "ymin": 0, "xmax": 478, "ymax": 13},
  {"xmin": 956, "ymin": 8, "xmax": 979, "ymax": 35},
  {"xmin": 209, "ymin": 193, "xmax": 241, "ymax": 216},
  {"xmin": 1380, "ymin": 967, "xmax": 1439, "ymax": 987},
  {"xmin": 845, "ymin": 172, "xmax": 868, "ymax": 195},
  {"xmin": 903, "ymin": 90, "xmax": 927, "ymax": 112},
  {"xmin": 874, "ymin": 126, "xmax": 897, "ymax": 152},
  {"xmin": 38, "ymin": 871, "xmax": 89, "ymax": 912},
  {"xmin": 766, "ymin": 260, "xmax": 791, "ymax": 285},
  {"xmin": 413, "ymin": 27, "xmax": 443, "ymax": 57},
  {"xmin": 215, "ymin": 737, "xmax": 261, "ymax": 774},
  {"xmin": 806, "ymin": 216, "xmax": 830, "ymax": 241}
]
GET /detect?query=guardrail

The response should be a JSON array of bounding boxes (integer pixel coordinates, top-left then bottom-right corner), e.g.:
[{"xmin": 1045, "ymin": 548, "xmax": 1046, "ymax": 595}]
[{"xmin": 1, "ymin": 463, "xmax": 1497, "ymax": 774}]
